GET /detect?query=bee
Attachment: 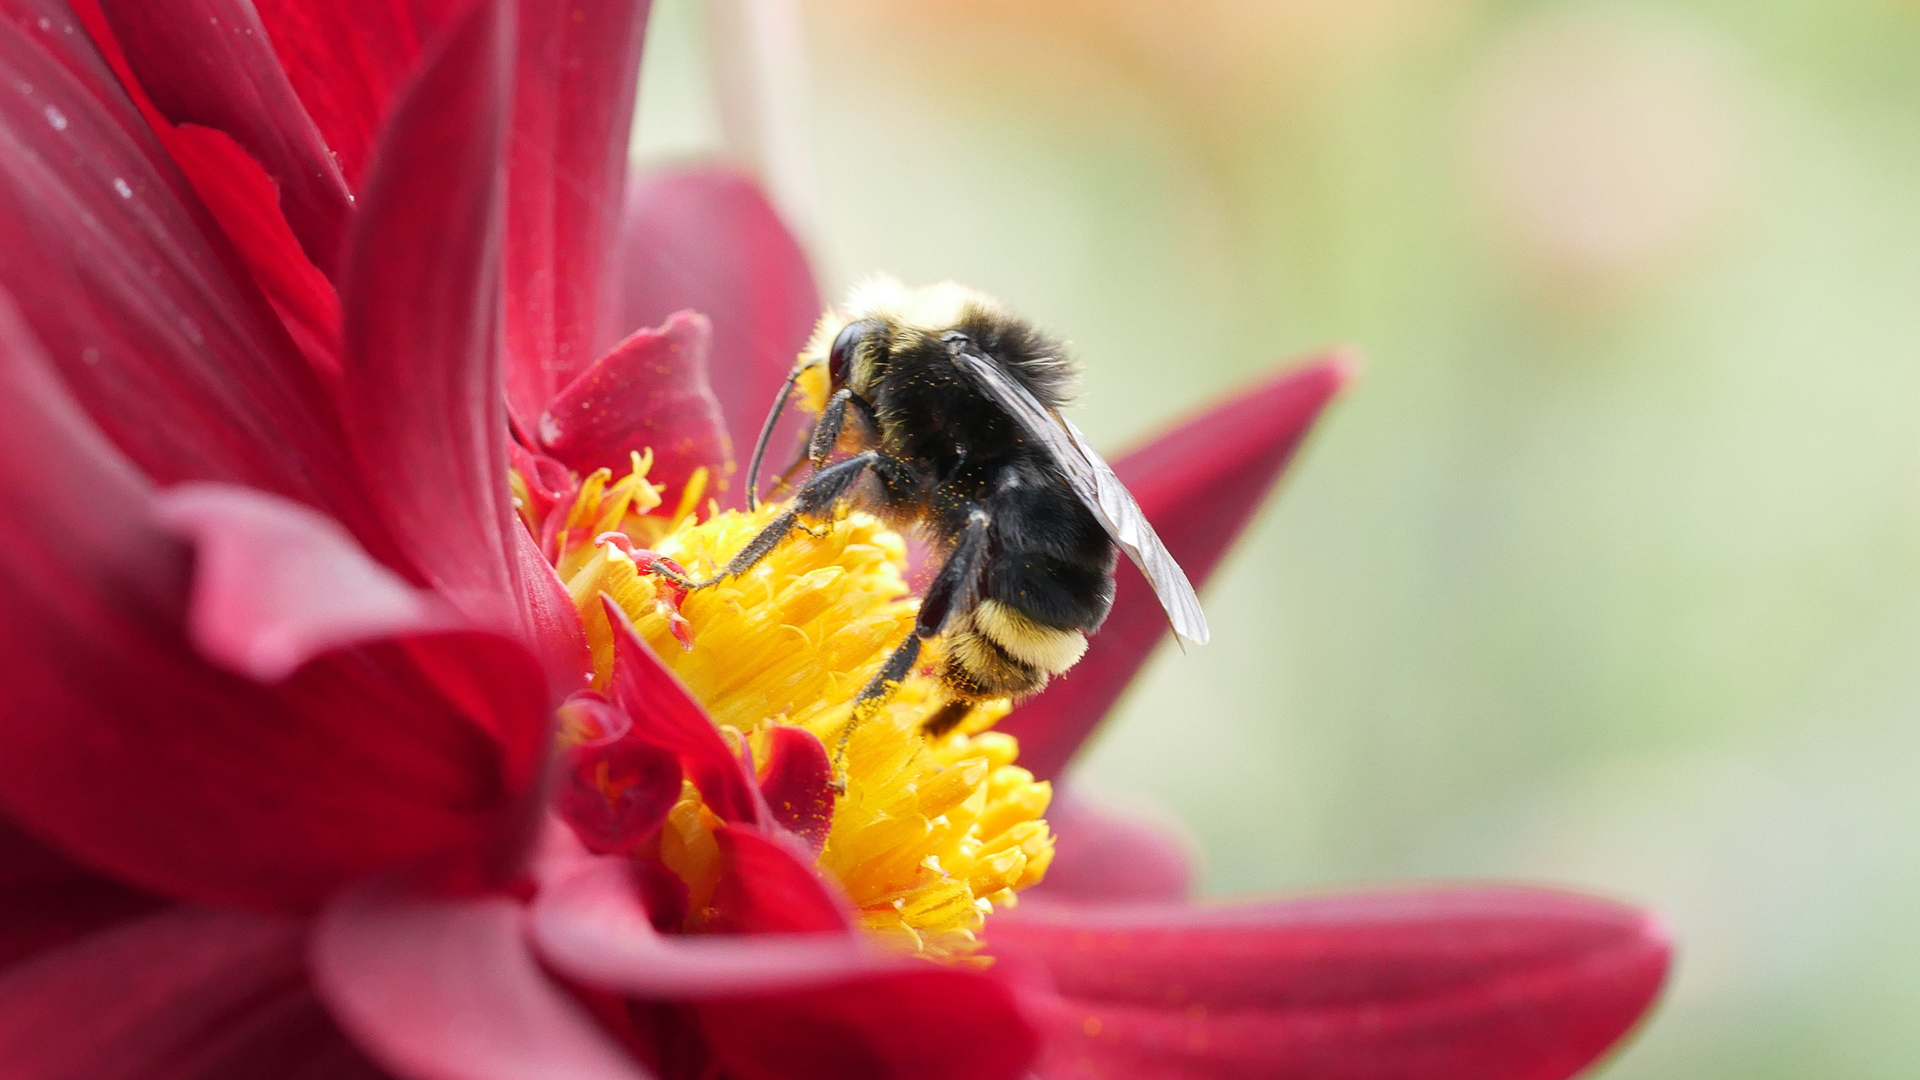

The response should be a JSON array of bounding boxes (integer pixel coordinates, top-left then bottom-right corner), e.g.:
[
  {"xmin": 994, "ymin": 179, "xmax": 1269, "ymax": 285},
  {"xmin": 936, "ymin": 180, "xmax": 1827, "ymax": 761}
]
[{"xmin": 661, "ymin": 277, "xmax": 1207, "ymax": 737}]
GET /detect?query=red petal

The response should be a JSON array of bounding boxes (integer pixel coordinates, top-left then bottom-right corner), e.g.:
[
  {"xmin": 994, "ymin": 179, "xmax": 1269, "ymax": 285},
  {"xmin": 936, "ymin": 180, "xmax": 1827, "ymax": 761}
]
[
  {"xmin": 0, "ymin": 817, "xmax": 158, "ymax": 971},
  {"xmin": 707, "ymin": 825, "xmax": 850, "ymax": 935},
  {"xmin": 756, "ymin": 726, "xmax": 835, "ymax": 856},
  {"xmin": 0, "ymin": 6, "xmax": 376, "ymax": 525},
  {"xmin": 533, "ymin": 856, "xmax": 885, "ymax": 997},
  {"xmin": 613, "ymin": 166, "xmax": 821, "ymax": 479},
  {"xmin": 165, "ymin": 123, "xmax": 345, "ymax": 378},
  {"xmin": 989, "ymin": 888, "xmax": 1670, "ymax": 1080},
  {"xmin": 313, "ymin": 874, "xmax": 651, "ymax": 1080},
  {"xmin": 604, "ymin": 599, "xmax": 767, "ymax": 827},
  {"xmin": 503, "ymin": 0, "xmax": 652, "ymax": 429},
  {"xmin": 697, "ymin": 968, "xmax": 1040, "ymax": 1080},
  {"xmin": 515, "ymin": 518, "xmax": 593, "ymax": 695},
  {"xmin": 336, "ymin": 0, "xmax": 520, "ymax": 623},
  {"xmin": 251, "ymin": 0, "xmax": 473, "ymax": 188},
  {"xmin": 538, "ymin": 311, "xmax": 734, "ymax": 498},
  {"xmin": 1026, "ymin": 786, "xmax": 1194, "ymax": 904},
  {"xmin": 89, "ymin": 0, "xmax": 352, "ymax": 273},
  {"xmin": 0, "ymin": 904, "xmax": 376, "ymax": 1080},
  {"xmin": 1000, "ymin": 355, "xmax": 1355, "ymax": 780}
]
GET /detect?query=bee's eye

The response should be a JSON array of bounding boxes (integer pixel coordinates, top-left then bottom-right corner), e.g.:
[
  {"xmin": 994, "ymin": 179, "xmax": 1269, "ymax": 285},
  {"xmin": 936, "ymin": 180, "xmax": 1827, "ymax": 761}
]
[{"xmin": 828, "ymin": 320, "xmax": 872, "ymax": 387}]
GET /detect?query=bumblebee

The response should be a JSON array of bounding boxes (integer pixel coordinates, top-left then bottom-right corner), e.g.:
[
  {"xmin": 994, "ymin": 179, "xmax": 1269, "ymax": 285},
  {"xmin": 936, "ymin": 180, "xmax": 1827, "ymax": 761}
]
[{"xmin": 665, "ymin": 277, "xmax": 1207, "ymax": 736}]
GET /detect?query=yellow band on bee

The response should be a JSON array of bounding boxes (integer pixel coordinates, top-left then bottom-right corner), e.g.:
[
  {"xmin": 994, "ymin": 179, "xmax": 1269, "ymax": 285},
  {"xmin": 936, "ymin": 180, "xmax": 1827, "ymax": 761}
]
[{"xmin": 973, "ymin": 600, "xmax": 1088, "ymax": 674}]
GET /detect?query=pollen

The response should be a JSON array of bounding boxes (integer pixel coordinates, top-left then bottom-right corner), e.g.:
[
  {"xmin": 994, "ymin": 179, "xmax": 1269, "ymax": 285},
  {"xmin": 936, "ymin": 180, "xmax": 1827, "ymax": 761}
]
[{"xmin": 547, "ymin": 453, "xmax": 1054, "ymax": 963}]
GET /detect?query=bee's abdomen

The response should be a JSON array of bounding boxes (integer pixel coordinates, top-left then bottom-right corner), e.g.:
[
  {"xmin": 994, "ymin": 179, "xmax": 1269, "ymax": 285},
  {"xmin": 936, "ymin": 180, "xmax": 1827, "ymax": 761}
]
[
  {"xmin": 935, "ymin": 459, "xmax": 1115, "ymax": 701},
  {"xmin": 940, "ymin": 601, "xmax": 1088, "ymax": 701}
]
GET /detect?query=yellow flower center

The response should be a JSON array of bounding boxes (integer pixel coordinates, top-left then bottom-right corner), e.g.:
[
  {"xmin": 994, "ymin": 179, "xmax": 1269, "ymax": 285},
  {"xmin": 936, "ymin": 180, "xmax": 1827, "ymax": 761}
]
[{"xmin": 532, "ymin": 453, "xmax": 1054, "ymax": 963}]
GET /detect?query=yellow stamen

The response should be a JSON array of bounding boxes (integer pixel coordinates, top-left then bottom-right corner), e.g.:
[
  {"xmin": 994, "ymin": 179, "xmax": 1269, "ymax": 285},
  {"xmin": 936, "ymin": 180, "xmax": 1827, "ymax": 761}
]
[{"xmin": 541, "ymin": 452, "xmax": 1054, "ymax": 963}]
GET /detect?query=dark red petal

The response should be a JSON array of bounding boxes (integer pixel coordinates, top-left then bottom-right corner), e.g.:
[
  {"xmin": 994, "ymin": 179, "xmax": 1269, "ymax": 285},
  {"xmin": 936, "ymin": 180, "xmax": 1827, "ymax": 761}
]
[
  {"xmin": 0, "ymin": 817, "xmax": 158, "ymax": 971},
  {"xmin": 756, "ymin": 726, "xmax": 834, "ymax": 856},
  {"xmin": 90, "ymin": 0, "xmax": 352, "ymax": 274},
  {"xmin": 706, "ymin": 825, "xmax": 850, "ymax": 935},
  {"xmin": 503, "ymin": 0, "xmax": 652, "ymax": 429},
  {"xmin": 1000, "ymin": 355, "xmax": 1355, "ymax": 780},
  {"xmin": 251, "ymin": 0, "xmax": 474, "ymax": 188},
  {"xmin": 515, "ymin": 518, "xmax": 594, "ymax": 695},
  {"xmin": 313, "ymin": 874, "xmax": 651, "ymax": 1080},
  {"xmin": 65, "ymin": 4, "xmax": 346, "ymax": 380},
  {"xmin": 604, "ymin": 599, "xmax": 767, "ymax": 827},
  {"xmin": 989, "ymin": 888, "xmax": 1671, "ymax": 1080},
  {"xmin": 532, "ymin": 856, "xmax": 881, "ymax": 996},
  {"xmin": 337, "ymin": 0, "xmax": 520, "ymax": 624},
  {"xmin": 165, "ymin": 123, "xmax": 345, "ymax": 378},
  {"xmin": 0, "ymin": 904, "xmax": 356, "ymax": 1079},
  {"xmin": 613, "ymin": 166, "xmax": 821, "ymax": 477},
  {"xmin": 1026, "ymin": 786, "xmax": 1194, "ymax": 904},
  {"xmin": 538, "ymin": 311, "xmax": 735, "ymax": 501},
  {"xmin": 698, "ymin": 968, "xmax": 1039, "ymax": 1080},
  {"xmin": 0, "ymin": 4, "xmax": 375, "ymax": 522}
]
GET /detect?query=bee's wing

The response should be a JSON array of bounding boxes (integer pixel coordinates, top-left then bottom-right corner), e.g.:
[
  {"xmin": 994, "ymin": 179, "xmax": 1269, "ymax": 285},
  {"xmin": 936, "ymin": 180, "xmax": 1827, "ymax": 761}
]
[{"xmin": 947, "ymin": 344, "xmax": 1210, "ymax": 645}]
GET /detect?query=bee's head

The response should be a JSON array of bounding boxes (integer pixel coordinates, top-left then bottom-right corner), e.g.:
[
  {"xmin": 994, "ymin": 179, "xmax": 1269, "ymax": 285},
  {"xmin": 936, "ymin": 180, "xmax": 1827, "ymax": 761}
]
[{"xmin": 826, "ymin": 318, "xmax": 886, "ymax": 393}]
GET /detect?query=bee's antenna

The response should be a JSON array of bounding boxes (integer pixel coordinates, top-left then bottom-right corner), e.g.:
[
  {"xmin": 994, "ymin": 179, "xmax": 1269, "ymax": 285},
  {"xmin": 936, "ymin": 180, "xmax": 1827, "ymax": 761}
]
[{"xmin": 745, "ymin": 364, "xmax": 811, "ymax": 511}]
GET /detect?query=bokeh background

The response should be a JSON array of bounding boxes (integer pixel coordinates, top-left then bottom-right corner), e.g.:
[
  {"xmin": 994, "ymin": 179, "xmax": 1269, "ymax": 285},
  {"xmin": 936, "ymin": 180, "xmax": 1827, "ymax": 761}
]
[{"xmin": 632, "ymin": 1, "xmax": 1920, "ymax": 1075}]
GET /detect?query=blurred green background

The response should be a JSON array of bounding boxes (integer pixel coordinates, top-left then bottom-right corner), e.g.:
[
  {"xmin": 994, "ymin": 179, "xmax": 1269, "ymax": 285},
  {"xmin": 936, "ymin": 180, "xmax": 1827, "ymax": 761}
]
[{"xmin": 635, "ymin": 1, "xmax": 1920, "ymax": 1074}]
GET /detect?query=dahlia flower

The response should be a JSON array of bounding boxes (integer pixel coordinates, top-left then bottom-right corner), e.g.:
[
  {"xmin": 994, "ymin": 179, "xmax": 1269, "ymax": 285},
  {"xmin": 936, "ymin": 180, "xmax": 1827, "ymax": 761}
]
[{"xmin": 0, "ymin": 1, "xmax": 1670, "ymax": 1077}]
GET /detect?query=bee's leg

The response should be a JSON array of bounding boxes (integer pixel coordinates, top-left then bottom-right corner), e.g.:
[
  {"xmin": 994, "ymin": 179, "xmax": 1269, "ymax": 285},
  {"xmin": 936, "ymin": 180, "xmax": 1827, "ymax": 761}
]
[
  {"xmin": 810, "ymin": 388, "xmax": 882, "ymax": 466},
  {"xmin": 839, "ymin": 509, "xmax": 992, "ymax": 757},
  {"xmin": 921, "ymin": 699, "xmax": 974, "ymax": 738},
  {"xmin": 655, "ymin": 450, "xmax": 916, "ymax": 590}
]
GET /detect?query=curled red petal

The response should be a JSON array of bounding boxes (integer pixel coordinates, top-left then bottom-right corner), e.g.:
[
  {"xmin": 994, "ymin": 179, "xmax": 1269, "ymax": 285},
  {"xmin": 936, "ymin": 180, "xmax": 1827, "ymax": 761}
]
[
  {"xmin": 614, "ymin": 166, "xmax": 821, "ymax": 478},
  {"xmin": 707, "ymin": 824, "xmax": 850, "ymax": 935},
  {"xmin": 0, "ymin": 5, "xmax": 376, "ymax": 527},
  {"xmin": 604, "ymin": 598, "xmax": 767, "ymax": 827},
  {"xmin": 154, "ymin": 482, "xmax": 457, "ymax": 684},
  {"xmin": 538, "ymin": 311, "xmax": 735, "ymax": 499},
  {"xmin": 533, "ymin": 856, "xmax": 885, "ymax": 998},
  {"xmin": 541, "ymin": 844, "xmax": 1034, "ymax": 1080},
  {"xmin": 337, "ymin": 0, "xmax": 520, "ymax": 624},
  {"xmin": 989, "ymin": 888, "xmax": 1670, "ymax": 1080},
  {"xmin": 0, "ymin": 904, "xmax": 381, "ymax": 1080},
  {"xmin": 90, "ymin": 0, "xmax": 352, "ymax": 274},
  {"xmin": 251, "ymin": 0, "xmax": 475, "ymax": 188},
  {"xmin": 154, "ymin": 481, "xmax": 553, "ymax": 792},
  {"xmin": 313, "ymin": 874, "xmax": 651, "ymax": 1080},
  {"xmin": 503, "ymin": 0, "xmax": 652, "ymax": 429},
  {"xmin": 1001, "ymin": 354, "xmax": 1355, "ymax": 780},
  {"xmin": 556, "ymin": 734, "xmax": 681, "ymax": 856},
  {"xmin": 1025, "ymin": 785, "xmax": 1195, "ymax": 904},
  {"xmin": 756, "ymin": 726, "xmax": 835, "ymax": 856}
]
